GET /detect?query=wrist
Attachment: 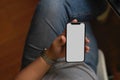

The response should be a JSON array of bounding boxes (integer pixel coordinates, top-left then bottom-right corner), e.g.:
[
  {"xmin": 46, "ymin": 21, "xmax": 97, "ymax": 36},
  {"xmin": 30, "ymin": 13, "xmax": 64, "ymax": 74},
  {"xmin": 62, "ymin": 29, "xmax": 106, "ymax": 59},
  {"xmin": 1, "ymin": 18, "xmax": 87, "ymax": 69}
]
[{"xmin": 41, "ymin": 48, "xmax": 56, "ymax": 65}]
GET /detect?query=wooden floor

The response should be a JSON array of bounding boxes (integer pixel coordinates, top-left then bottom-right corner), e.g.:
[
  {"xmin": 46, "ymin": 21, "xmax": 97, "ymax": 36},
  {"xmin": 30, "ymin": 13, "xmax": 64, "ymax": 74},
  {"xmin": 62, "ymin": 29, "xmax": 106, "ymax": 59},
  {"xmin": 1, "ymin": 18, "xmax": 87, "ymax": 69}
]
[
  {"xmin": 0, "ymin": 0, "xmax": 38, "ymax": 80},
  {"xmin": 0, "ymin": 0, "xmax": 120, "ymax": 80}
]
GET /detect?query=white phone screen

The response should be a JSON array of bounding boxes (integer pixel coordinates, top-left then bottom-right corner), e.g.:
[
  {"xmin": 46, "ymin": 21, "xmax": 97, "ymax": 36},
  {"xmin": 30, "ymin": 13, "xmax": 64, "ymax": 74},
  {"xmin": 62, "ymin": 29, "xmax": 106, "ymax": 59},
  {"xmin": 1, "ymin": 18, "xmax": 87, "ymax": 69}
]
[{"xmin": 66, "ymin": 23, "xmax": 85, "ymax": 62}]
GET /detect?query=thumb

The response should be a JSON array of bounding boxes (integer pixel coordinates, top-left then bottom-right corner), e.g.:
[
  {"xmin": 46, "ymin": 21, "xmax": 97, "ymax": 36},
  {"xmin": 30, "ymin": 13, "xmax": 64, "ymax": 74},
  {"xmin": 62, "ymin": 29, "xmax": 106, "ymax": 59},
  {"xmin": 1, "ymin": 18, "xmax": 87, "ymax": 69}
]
[
  {"xmin": 60, "ymin": 35, "xmax": 66, "ymax": 46},
  {"xmin": 57, "ymin": 35, "xmax": 66, "ymax": 46}
]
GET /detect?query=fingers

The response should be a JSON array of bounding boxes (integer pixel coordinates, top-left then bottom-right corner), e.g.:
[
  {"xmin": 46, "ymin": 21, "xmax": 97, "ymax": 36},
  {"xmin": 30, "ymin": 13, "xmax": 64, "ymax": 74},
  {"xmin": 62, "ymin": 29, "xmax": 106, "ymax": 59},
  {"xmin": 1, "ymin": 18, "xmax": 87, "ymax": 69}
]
[
  {"xmin": 85, "ymin": 37, "xmax": 90, "ymax": 44},
  {"xmin": 72, "ymin": 19, "xmax": 78, "ymax": 23},
  {"xmin": 85, "ymin": 37, "xmax": 90, "ymax": 53},
  {"xmin": 85, "ymin": 46, "xmax": 90, "ymax": 53}
]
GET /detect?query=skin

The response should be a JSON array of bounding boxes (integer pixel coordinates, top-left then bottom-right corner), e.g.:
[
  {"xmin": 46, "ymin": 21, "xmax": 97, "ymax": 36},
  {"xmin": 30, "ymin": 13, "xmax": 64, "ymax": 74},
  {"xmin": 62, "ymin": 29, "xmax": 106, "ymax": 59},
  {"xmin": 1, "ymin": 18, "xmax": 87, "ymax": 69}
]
[{"xmin": 14, "ymin": 19, "xmax": 90, "ymax": 80}]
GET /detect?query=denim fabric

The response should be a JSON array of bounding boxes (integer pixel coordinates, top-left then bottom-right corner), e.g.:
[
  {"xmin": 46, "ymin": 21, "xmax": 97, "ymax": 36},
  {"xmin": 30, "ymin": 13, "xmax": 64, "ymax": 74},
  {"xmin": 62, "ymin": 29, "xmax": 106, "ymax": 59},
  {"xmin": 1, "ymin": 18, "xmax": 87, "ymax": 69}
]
[{"xmin": 21, "ymin": 0, "xmax": 106, "ymax": 72}]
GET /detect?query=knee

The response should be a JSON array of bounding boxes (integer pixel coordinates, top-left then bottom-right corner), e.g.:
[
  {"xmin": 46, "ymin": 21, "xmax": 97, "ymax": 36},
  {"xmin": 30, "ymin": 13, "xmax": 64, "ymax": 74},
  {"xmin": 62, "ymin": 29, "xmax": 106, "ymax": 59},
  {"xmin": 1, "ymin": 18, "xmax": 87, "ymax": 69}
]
[{"xmin": 37, "ymin": 0, "xmax": 66, "ymax": 18}]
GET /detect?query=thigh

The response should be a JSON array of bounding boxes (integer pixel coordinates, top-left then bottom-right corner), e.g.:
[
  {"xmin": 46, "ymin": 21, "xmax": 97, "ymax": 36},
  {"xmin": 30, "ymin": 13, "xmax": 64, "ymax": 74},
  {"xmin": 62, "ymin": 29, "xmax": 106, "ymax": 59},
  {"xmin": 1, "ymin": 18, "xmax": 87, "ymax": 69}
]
[
  {"xmin": 66, "ymin": 0, "xmax": 99, "ymax": 72},
  {"xmin": 65, "ymin": 0, "xmax": 99, "ymax": 72},
  {"xmin": 84, "ymin": 22, "xmax": 98, "ymax": 72},
  {"xmin": 66, "ymin": 0, "xmax": 107, "ymax": 21},
  {"xmin": 21, "ymin": 0, "xmax": 69, "ymax": 69}
]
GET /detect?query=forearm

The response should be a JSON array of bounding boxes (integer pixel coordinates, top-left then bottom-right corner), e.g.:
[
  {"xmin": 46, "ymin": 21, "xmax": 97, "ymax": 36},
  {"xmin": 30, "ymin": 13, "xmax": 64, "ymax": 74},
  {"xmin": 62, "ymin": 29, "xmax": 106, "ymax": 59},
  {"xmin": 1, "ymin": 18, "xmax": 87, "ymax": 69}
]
[
  {"xmin": 14, "ymin": 34, "xmax": 65, "ymax": 80},
  {"xmin": 15, "ymin": 57, "xmax": 51, "ymax": 80}
]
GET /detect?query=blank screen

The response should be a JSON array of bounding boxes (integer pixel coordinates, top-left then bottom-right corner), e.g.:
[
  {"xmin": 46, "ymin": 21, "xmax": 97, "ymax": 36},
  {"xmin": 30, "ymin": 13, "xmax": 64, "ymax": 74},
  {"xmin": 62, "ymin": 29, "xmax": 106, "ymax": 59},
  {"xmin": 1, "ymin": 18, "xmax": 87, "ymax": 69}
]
[{"xmin": 66, "ymin": 23, "xmax": 85, "ymax": 62}]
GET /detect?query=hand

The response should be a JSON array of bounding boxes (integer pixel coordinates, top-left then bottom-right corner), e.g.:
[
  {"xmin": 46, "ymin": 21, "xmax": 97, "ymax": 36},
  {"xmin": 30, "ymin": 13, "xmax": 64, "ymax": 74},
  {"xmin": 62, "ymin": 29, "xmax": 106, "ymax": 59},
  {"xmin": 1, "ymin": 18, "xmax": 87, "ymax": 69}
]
[{"xmin": 45, "ymin": 19, "xmax": 90, "ymax": 60}]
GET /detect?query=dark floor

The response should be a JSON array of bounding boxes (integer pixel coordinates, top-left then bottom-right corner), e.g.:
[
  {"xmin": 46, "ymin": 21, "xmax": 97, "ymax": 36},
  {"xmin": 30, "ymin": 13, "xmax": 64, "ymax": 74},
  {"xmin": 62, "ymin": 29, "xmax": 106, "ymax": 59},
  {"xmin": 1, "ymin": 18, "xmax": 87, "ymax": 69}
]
[{"xmin": 91, "ymin": 10, "xmax": 120, "ymax": 80}]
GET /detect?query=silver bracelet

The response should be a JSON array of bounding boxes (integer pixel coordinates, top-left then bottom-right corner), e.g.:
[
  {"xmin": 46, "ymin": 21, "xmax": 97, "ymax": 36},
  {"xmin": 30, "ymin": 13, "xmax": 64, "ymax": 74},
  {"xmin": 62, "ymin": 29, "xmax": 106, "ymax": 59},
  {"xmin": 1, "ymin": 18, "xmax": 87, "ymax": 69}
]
[{"xmin": 41, "ymin": 48, "xmax": 56, "ymax": 65}]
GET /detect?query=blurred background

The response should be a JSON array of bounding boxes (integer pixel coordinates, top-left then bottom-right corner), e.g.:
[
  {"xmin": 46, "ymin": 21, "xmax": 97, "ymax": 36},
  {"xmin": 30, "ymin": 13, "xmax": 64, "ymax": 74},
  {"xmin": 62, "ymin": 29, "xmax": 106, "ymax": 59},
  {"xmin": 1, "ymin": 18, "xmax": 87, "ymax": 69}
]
[{"xmin": 0, "ymin": 0, "xmax": 120, "ymax": 80}]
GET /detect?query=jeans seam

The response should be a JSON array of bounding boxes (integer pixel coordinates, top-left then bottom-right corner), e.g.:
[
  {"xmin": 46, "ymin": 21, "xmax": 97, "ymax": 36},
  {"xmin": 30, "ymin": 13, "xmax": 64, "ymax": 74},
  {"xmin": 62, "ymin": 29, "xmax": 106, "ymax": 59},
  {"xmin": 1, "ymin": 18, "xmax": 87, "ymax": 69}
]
[
  {"xmin": 45, "ymin": 18, "xmax": 59, "ymax": 36},
  {"xmin": 27, "ymin": 43, "xmax": 44, "ymax": 51}
]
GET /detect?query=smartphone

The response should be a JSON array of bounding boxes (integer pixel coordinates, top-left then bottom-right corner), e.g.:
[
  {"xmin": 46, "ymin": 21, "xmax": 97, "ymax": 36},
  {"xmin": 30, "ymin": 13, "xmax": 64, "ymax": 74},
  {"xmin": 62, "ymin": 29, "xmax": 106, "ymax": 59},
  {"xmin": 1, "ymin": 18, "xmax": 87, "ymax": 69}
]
[
  {"xmin": 66, "ymin": 22, "xmax": 85, "ymax": 62},
  {"xmin": 107, "ymin": 0, "xmax": 120, "ymax": 16}
]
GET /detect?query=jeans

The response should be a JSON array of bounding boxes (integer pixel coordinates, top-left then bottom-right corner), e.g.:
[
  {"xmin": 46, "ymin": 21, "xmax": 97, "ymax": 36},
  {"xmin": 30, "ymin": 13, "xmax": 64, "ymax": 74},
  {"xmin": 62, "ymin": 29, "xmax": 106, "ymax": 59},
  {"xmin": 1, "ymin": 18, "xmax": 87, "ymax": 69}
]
[{"xmin": 21, "ymin": 0, "xmax": 106, "ymax": 72}]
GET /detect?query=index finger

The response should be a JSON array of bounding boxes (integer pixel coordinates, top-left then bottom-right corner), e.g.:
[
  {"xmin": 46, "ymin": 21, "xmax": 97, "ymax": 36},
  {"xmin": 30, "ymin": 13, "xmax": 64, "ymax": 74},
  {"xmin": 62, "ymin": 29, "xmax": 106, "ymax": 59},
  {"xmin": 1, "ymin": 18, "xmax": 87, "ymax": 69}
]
[{"xmin": 71, "ymin": 19, "xmax": 78, "ymax": 23}]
